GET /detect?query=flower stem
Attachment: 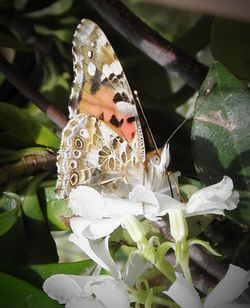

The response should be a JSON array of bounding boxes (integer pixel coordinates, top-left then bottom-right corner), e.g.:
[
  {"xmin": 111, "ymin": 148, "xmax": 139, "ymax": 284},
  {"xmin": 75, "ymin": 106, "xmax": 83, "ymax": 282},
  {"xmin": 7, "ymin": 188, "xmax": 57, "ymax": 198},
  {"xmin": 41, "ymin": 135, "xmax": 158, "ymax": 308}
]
[{"xmin": 123, "ymin": 215, "xmax": 175, "ymax": 281}]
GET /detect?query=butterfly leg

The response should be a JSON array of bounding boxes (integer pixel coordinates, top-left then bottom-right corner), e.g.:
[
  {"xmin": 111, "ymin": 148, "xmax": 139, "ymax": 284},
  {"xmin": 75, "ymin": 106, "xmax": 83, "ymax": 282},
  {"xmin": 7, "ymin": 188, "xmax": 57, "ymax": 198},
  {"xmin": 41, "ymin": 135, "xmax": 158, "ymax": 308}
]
[{"xmin": 96, "ymin": 175, "xmax": 131, "ymax": 198}]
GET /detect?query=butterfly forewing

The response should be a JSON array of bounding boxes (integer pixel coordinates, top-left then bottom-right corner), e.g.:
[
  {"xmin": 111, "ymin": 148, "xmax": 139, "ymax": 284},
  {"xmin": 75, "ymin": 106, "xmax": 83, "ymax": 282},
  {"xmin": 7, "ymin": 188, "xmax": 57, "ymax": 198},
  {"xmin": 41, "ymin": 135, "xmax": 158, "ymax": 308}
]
[
  {"xmin": 56, "ymin": 19, "xmax": 145, "ymax": 199},
  {"xmin": 69, "ymin": 19, "xmax": 143, "ymax": 146}
]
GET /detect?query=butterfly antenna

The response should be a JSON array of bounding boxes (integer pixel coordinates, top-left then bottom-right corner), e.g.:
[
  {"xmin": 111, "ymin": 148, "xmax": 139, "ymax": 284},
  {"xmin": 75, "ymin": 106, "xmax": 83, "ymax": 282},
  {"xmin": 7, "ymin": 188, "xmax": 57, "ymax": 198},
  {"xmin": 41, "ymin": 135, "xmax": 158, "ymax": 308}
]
[
  {"xmin": 166, "ymin": 112, "xmax": 193, "ymax": 145},
  {"xmin": 134, "ymin": 90, "xmax": 159, "ymax": 155}
]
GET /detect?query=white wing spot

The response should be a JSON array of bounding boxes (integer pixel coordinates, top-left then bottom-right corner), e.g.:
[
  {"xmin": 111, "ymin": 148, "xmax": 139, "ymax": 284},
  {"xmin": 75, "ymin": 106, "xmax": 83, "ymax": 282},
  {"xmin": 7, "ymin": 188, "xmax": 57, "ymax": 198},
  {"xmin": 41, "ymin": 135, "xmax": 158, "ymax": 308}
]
[
  {"xmin": 86, "ymin": 152, "xmax": 100, "ymax": 167},
  {"xmin": 110, "ymin": 60, "xmax": 122, "ymax": 75},
  {"xmin": 90, "ymin": 41, "xmax": 95, "ymax": 47},
  {"xmin": 102, "ymin": 64, "xmax": 113, "ymax": 78},
  {"xmin": 116, "ymin": 101, "xmax": 136, "ymax": 116},
  {"xmin": 80, "ymin": 128, "xmax": 90, "ymax": 139},
  {"xmin": 88, "ymin": 62, "xmax": 96, "ymax": 76},
  {"xmin": 87, "ymin": 50, "xmax": 93, "ymax": 59}
]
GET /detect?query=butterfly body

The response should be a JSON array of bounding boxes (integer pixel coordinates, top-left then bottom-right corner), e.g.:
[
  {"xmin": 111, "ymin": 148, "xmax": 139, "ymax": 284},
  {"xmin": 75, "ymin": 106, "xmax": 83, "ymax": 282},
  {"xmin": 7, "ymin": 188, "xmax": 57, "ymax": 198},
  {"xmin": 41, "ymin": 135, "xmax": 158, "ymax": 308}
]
[{"xmin": 56, "ymin": 19, "xmax": 171, "ymax": 200}]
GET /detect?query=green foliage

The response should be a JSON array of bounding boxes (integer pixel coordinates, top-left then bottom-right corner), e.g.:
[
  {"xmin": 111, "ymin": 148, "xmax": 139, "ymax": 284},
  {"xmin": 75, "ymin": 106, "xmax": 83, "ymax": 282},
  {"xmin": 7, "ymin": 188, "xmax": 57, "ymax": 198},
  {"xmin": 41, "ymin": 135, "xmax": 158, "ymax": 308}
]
[
  {"xmin": 0, "ymin": 272, "xmax": 61, "ymax": 307},
  {"xmin": 191, "ymin": 63, "xmax": 250, "ymax": 224},
  {"xmin": 0, "ymin": 0, "xmax": 249, "ymax": 306},
  {"xmin": 44, "ymin": 184, "xmax": 72, "ymax": 231},
  {"xmin": 0, "ymin": 102, "xmax": 60, "ymax": 149},
  {"xmin": 211, "ymin": 18, "xmax": 250, "ymax": 80},
  {"xmin": 0, "ymin": 193, "xmax": 21, "ymax": 236}
]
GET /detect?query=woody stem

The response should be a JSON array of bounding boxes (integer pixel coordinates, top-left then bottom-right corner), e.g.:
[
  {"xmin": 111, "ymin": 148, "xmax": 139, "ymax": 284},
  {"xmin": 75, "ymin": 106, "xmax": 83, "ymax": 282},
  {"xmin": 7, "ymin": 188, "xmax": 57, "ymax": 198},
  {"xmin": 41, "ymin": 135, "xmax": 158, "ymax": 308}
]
[
  {"xmin": 0, "ymin": 53, "xmax": 68, "ymax": 129},
  {"xmin": 86, "ymin": 0, "xmax": 208, "ymax": 89}
]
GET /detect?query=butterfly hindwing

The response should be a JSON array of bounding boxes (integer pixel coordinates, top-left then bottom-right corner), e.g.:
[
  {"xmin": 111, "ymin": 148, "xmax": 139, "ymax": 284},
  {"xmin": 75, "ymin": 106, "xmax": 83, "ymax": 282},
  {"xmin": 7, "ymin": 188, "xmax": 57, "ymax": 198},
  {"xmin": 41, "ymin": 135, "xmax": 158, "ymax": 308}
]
[{"xmin": 56, "ymin": 114, "xmax": 144, "ymax": 199}]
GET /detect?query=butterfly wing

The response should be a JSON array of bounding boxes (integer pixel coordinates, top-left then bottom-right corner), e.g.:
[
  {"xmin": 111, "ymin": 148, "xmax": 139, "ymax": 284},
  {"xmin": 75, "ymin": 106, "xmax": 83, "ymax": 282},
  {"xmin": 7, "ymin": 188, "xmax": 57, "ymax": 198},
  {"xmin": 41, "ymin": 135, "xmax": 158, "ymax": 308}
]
[
  {"xmin": 69, "ymin": 19, "xmax": 143, "ymax": 147},
  {"xmin": 56, "ymin": 19, "xmax": 145, "ymax": 199},
  {"xmin": 56, "ymin": 114, "xmax": 144, "ymax": 199}
]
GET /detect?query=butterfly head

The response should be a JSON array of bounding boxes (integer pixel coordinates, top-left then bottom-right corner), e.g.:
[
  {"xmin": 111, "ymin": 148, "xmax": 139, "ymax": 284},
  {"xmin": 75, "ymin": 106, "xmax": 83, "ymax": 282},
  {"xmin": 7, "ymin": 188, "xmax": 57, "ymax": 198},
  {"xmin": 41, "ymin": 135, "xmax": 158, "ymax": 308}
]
[
  {"xmin": 145, "ymin": 142, "xmax": 170, "ymax": 192},
  {"xmin": 148, "ymin": 142, "xmax": 170, "ymax": 170}
]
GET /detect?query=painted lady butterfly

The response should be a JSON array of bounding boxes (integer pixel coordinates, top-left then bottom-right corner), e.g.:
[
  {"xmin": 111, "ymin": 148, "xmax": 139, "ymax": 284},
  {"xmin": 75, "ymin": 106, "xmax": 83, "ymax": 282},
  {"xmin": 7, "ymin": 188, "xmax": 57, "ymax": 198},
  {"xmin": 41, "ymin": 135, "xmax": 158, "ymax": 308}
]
[{"xmin": 56, "ymin": 19, "xmax": 171, "ymax": 200}]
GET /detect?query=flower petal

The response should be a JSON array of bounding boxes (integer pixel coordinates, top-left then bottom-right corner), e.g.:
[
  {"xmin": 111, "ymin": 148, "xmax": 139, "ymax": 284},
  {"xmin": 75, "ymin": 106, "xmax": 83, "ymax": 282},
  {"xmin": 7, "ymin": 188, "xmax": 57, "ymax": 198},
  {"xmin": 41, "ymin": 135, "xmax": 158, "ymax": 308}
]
[
  {"xmin": 145, "ymin": 193, "xmax": 184, "ymax": 220},
  {"xmin": 85, "ymin": 278, "xmax": 130, "ymax": 308},
  {"xmin": 70, "ymin": 217, "xmax": 122, "ymax": 239},
  {"xmin": 124, "ymin": 253, "xmax": 153, "ymax": 286},
  {"xmin": 66, "ymin": 297, "xmax": 105, "ymax": 308},
  {"xmin": 129, "ymin": 185, "xmax": 159, "ymax": 205},
  {"xmin": 204, "ymin": 264, "xmax": 250, "ymax": 308},
  {"xmin": 103, "ymin": 195, "xmax": 144, "ymax": 216},
  {"xmin": 163, "ymin": 274, "xmax": 202, "ymax": 308},
  {"xmin": 186, "ymin": 176, "xmax": 239, "ymax": 216},
  {"xmin": 73, "ymin": 276, "xmax": 110, "ymax": 292},
  {"xmin": 69, "ymin": 234, "xmax": 121, "ymax": 279},
  {"xmin": 219, "ymin": 304, "xmax": 250, "ymax": 308},
  {"xmin": 43, "ymin": 274, "xmax": 83, "ymax": 304},
  {"xmin": 69, "ymin": 186, "xmax": 105, "ymax": 219}
]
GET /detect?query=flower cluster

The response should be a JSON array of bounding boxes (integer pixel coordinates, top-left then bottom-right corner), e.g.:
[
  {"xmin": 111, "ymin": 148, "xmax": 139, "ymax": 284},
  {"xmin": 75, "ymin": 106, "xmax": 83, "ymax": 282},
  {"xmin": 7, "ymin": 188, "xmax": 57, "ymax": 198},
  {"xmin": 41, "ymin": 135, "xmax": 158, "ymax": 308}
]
[{"xmin": 42, "ymin": 175, "xmax": 248, "ymax": 307}]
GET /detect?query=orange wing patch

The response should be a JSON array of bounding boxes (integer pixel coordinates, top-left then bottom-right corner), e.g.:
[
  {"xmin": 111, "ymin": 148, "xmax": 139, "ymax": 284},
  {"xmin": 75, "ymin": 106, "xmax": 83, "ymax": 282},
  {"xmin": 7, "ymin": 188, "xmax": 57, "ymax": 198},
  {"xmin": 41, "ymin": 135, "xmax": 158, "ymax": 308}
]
[
  {"xmin": 79, "ymin": 83, "xmax": 136, "ymax": 142},
  {"xmin": 69, "ymin": 19, "xmax": 145, "ymax": 160}
]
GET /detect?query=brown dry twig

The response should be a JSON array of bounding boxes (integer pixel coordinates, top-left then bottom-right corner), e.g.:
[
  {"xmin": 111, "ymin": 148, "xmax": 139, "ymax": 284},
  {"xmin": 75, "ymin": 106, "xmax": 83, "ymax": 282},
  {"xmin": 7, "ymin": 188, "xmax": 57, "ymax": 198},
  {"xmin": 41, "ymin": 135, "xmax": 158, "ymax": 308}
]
[
  {"xmin": 0, "ymin": 53, "xmax": 68, "ymax": 129},
  {"xmin": 86, "ymin": 0, "xmax": 208, "ymax": 90}
]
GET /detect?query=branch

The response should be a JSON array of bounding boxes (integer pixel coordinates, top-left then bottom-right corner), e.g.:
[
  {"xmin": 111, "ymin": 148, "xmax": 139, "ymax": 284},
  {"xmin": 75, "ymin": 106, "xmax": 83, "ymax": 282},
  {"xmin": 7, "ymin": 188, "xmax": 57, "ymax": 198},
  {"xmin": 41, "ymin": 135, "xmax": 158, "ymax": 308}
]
[
  {"xmin": 86, "ymin": 0, "xmax": 208, "ymax": 90},
  {"xmin": 143, "ymin": 0, "xmax": 250, "ymax": 22},
  {"xmin": 0, "ymin": 53, "xmax": 68, "ymax": 129}
]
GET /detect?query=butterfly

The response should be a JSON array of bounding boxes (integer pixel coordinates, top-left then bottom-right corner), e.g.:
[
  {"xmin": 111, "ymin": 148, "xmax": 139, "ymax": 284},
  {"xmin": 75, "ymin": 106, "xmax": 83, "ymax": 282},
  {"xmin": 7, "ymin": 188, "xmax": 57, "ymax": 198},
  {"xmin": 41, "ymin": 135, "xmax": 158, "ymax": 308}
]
[{"xmin": 56, "ymin": 19, "xmax": 171, "ymax": 200}]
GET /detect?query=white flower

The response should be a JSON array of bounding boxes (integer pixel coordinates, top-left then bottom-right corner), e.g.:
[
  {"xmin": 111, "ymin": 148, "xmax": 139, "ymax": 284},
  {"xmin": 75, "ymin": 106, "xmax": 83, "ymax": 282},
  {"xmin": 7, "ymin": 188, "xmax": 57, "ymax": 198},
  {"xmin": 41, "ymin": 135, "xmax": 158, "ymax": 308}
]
[
  {"xmin": 185, "ymin": 176, "xmax": 239, "ymax": 216},
  {"xmin": 158, "ymin": 176, "xmax": 239, "ymax": 218},
  {"xmin": 43, "ymin": 254, "xmax": 151, "ymax": 307},
  {"xmin": 68, "ymin": 185, "xmax": 161, "ymax": 240},
  {"xmin": 68, "ymin": 232, "xmax": 152, "ymax": 285},
  {"xmin": 163, "ymin": 264, "xmax": 250, "ymax": 308},
  {"xmin": 69, "ymin": 234, "xmax": 121, "ymax": 280},
  {"xmin": 69, "ymin": 176, "xmax": 238, "ymax": 240},
  {"xmin": 67, "ymin": 176, "xmax": 238, "ymax": 279},
  {"xmin": 43, "ymin": 274, "xmax": 130, "ymax": 308},
  {"xmin": 123, "ymin": 253, "xmax": 153, "ymax": 286}
]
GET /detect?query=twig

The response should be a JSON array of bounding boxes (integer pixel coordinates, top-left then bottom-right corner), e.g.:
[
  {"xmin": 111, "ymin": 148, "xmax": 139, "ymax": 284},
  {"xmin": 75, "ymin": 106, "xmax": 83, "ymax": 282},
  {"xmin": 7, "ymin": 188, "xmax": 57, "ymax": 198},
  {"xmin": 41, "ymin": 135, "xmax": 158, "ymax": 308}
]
[
  {"xmin": 143, "ymin": 0, "xmax": 250, "ymax": 22},
  {"xmin": 86, "ymin": 0, "xmax": 208, "ymax": 90},
  {"xmin": 0, "ymin": 53, "xmax": 68, "ymax": 129},
  {"xmin": 189, "ymin": 244, "xmax": 227, "ymax": 280}
]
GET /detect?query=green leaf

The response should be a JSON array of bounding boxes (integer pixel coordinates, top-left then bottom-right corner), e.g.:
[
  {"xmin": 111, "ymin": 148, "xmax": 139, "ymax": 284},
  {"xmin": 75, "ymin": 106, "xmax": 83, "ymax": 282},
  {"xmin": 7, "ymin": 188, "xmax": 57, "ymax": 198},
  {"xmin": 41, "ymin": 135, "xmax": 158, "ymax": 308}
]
[
  {"xmin": 1, "ymin": 260, "xmax": 94, "ymax": 289},
  {"xmin": 40, "ymin": 60, "xmax": 70, "ymax": 114},
  {"xmin": 0, "ymin": 193, "xmax": 20, "ymax": 236},
  {"xmin": 191, "ymin": 62, "xmax": 250, "ymax": 225},
  {"xmin": 0, "ymin": 272, "xmax": 60, "ymax": 307},
  {"xmin": 0, "ymin": 31, "xmax": 30, "ymax": 52},
  {"xmin": 187, "ymin": 216, "xmax": 213, "ymax": 238},
  {"xmin": 21, "ymin": 174, "xmax": 58, "ymax": 263},
  {"xmin": 126, "ymin": 1, "xmax": 199, "ymax": 42},
  {"xmin": 14, "ymin": 0, "xmax": 28, "ymax": 11},
  {"xmin": 0, "ymin": 187, "xmax": 26, "ymax": 265},
  {"xmin": 26, "ymin": 0, "xmax": 73, "ymax": 17},
  {"xmin": 0, "ymin": 216, "xmax": 26, "ymax": 265},
  {"xmin": 43, "ymin": 184, "xmax": 72, "ymax": 231},
  {"xmin": 31, "ymin": 260, "xmax": 94, "ymax": 283},
  {"xmin": 211, "ymin": 18, "xmax": 250, "ymax": 80},
  {"xmin": 176, "ymin": 16, "xmax": 212, "ymax": 56},
  {"xmin": 34, "ymin": 25, "xmax": 73, "ymax": 43},
  {"xmin": 0, "ymin": 102, "xmax": 60, "ymax": 149}
]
